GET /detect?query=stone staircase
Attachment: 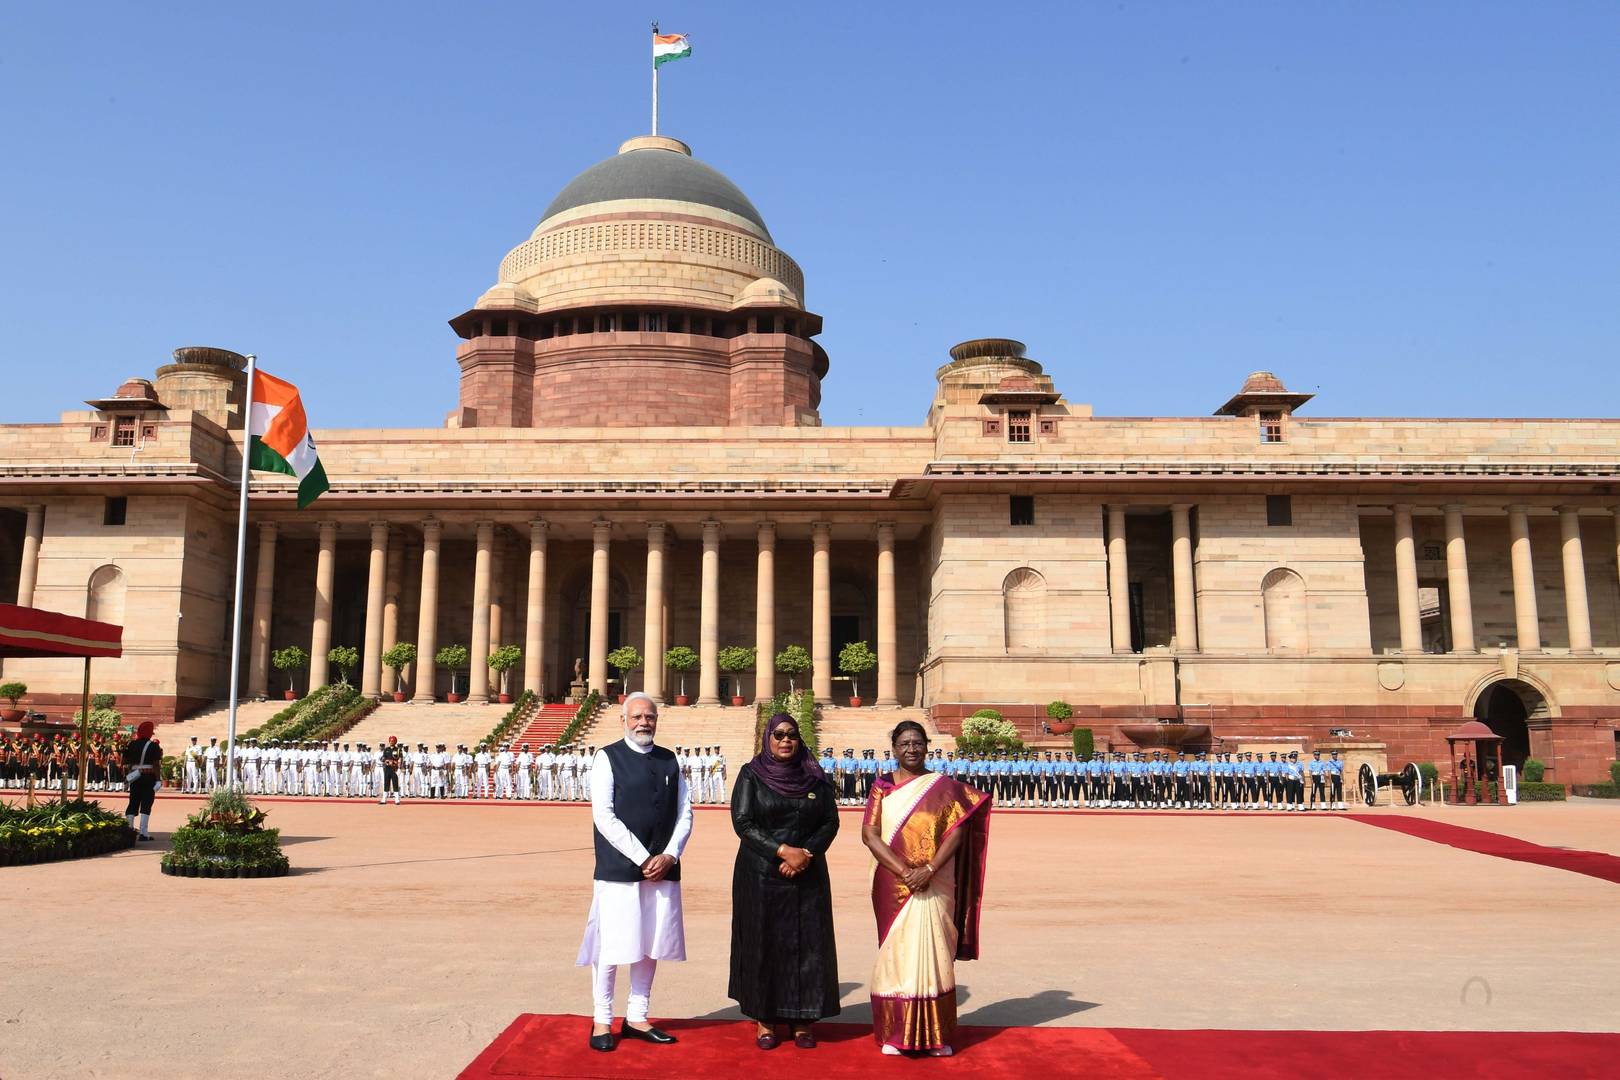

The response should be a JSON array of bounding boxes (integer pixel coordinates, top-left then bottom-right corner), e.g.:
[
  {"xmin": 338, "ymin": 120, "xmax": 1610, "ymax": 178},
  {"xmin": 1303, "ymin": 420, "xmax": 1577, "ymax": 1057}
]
[
  {"xmin": 340, "ymin": 701, "xmax": 506, "ymax": 749},
  {"xmin": 577, "ymin": 703, "xmax": 759, "ymax": 799},
  {"xmin": 162, "ymin": 700, "xmax": 290, "ymax": 743},
  {"xmin": 815, "ymin": 706, "xmax": 940, "ymax": 756}
]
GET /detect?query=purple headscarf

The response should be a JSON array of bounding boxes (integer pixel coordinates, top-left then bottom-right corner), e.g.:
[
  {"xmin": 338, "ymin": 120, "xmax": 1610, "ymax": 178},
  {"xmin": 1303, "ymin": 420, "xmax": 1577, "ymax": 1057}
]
[{"xmin": 747, "ymin": 712, "xmax": 826, "ymax": 798}]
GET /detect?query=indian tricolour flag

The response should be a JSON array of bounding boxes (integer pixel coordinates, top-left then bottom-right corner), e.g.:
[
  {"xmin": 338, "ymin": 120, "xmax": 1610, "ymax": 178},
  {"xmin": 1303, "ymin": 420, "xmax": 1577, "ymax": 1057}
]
[
  {"xmin": 248, "ymin": 369, "xmax": 330, "ymax": 508},
  {"xmin": 653, "ymin": 32, "xmax": 690, "ymax": 67}
]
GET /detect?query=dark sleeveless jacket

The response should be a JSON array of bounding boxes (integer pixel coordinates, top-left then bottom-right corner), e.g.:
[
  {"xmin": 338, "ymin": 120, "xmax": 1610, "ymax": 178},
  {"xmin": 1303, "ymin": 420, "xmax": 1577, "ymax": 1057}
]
[{"xmin": 593, "ymin": 740, "xmax": 682, "ymax": 883}]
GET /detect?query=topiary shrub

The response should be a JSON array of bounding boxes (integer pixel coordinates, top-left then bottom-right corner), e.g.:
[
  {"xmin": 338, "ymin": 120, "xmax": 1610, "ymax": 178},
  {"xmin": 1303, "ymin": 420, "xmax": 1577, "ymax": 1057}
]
[
  {"xmin": 956, "ymin": 712, "xmax": 1024, "ymax": 756},
  {"xmin": 1521, "ymin": 758, "xmax": 1546, "ymax": 783},
  {"xmin": 1046, "ymin": 700, "xmax": 1072, "ymax": 721},
  {"xmin": 327, "ymin": 645, "xmax": 359, "ymax": 686},
  {"xmin": 838, "ymin": 641, "xmax": 877, "ymax": 701},
  {"xmin": 1072, "ymin": 727, "xmax": 1095, "ymax": 758},
  {"xmin": 488, "ymin": 644, "xmax": 524, "ymax": 697},
  {"xmin": 435, "ymin": 644, "xmax": 470, "ymax": 698},
  {"xmin": 382, "ymin": 642, "xmax": 417, "ymax": 695},
  {"xmin": 271, "ymin": 646, "xmax": 308, "ymax": 697},
  {"xmin": 605, "ymin": 645, "xmax": 640, "ymax": 695},
  {"xmin": 663, "ymin": 646, "xmax": 698, "ymax": 699},
  {"xmin": 717, "ymin": 645, "xmax": 757, "ymax": 701},
  {"xmin": 775, "ymin": 645, "xmax": 811, "ymax": 694}
]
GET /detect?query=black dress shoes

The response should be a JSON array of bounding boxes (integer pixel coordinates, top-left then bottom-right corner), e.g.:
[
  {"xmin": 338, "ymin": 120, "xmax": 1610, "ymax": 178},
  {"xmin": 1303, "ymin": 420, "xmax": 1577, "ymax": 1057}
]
[
  {"xmin": 619, "ymin": 1023, "xmax": 678, "ymax": 1045},
  {"xmin": 588, "ymin": 1030, "xmax": 617, "ymax": 1052}
]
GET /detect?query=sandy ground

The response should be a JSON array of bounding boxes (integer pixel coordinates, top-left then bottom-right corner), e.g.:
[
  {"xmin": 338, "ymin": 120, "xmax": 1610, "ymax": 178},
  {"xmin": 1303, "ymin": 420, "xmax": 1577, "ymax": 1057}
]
[{"xmin": 4, "ymin": 795, "xmax": 1618, "ymax": 1080}]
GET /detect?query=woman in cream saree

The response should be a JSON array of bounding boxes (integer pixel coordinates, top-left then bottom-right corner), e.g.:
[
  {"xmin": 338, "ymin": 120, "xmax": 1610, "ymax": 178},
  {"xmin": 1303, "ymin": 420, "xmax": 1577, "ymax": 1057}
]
[{"xmin": 861, "ymin": 720, "xmax": 991, "ymax": 1056}]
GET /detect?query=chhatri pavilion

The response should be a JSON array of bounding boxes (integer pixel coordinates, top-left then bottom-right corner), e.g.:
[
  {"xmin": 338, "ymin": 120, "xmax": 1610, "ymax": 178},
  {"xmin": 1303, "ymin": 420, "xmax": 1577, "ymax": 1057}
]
[{"xmin": 2, "ymin": 133, "xmax": 1618, "ymax": 783}]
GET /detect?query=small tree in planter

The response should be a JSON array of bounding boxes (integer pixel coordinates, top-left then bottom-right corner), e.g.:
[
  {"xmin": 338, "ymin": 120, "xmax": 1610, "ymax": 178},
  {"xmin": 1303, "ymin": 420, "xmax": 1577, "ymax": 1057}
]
[
  {"xmin": 838, "ymin": 641, "xmax": 877, "ymax": 707},
  {"xmin": 718, "ymin": 645, "xmax": 757, "ymax": 706},
  {"xmin": 606, "ymin": 645, "xmax": 642, "ymax": 701},
  {"xmin": 0, "ymin": 681, "xmax": 27, "ymax": 722},
  {"xmin": 327, "ymin": 645, "xmax": 359, "ymax": 687},
  {"xmin": 436, "ymin": 644, "xmax": 470, "ymax": 702},
  {"xmin": 270, "ymin": 648, "xmax": 308, "ymax": 701},
  {"xmin": 775, "ymin": 645, "xmax": 811, "ymax": 694},
  {"xmin": 1046, "ymin": 700, "xmax": 1075, "ymax": 734},
  {"xmin": 487, "ymin": 644, "xmax": 523, "ymax": 704},
  {"xmin": 664, "ymin": 646, "xmax": 698, "ymax": 705},
  {"xmin": 381, "ymin": 642, "xmax": 417, "ymax": 702}
]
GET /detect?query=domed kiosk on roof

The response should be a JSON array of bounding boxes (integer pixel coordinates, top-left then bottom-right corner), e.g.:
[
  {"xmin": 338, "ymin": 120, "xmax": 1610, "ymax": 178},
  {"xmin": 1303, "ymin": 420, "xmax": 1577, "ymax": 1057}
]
[{"xmin": 449, "ymin": 135, "xmax": 823, "ymax": 428}]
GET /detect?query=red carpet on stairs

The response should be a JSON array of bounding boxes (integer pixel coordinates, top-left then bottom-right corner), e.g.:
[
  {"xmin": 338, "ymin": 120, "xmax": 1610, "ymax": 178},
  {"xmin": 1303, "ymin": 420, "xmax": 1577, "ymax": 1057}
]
[
  {"xmin": 1347, "ymin": 814, "xmax": 1620, "ymax": 885},
  {"xmin": 457, "ymin": 1015, "xmax": 1620, "ymax": 1079}
]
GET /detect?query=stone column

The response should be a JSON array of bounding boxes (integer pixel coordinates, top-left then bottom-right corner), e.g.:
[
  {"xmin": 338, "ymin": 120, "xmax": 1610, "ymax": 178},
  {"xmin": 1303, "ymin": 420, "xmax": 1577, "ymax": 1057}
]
[
  {"xmin": 488, "ymin": 531, "xmax": 505, "ymax": 651},
  {"xmin": 755, "ymin": 523, "xmax": 775, "ymax": 702},
  {"xmin": 1170, "ymin": 504, "xmax": 1199, "ymax": 652},
  {"xmin": 15, "ymin": 504, "xmax": 44, "ymax": 608},
  {"xmin": 876, "ymin": 522, "xmax": 898, "ymax": 705},
  {"xmin": 359, "ymin": 522, "xmax": 389, "ymax": 699},
  {"xmin": 643, "ymin": 522, "xmax": 665, "ymax": 701},
  {"xmin": 309, "ymin": 520, "xmax": 338, "ymax": 690},
  {"xmin": 698, "ymin": 520, "xmax": 722, "ymax": 704},
  {"xmin": 247, "ymin": 522, "xmax": 277, "ymax": 698},
  {"xmin": 1392, "ymin": 504, "xmax": 1422, "ymax": 653},
  {"xmin": 524, "ymin": 519, "xmax": 548, "ymax": 697},
  {"xmin": 1507, "ymin": 505, "xmax": 1540, "ymax": 652},
  {"xmin": 468, "ymin": 521, "xmax": 494, "ymax": 704},
  {"xmin": 1442, "ymin": 505, "xmax": 1475, "ymax": 653},
  {"xmin": 381, "ymin": 530, "xmax": 404, "ymax": 694},
  {"xmin": 412, "ymin": 520, "xmax": 441, "ymax": 702},
  {"xmin": 1106, "ymin": 505, "xmax": 1130, "ymax": 652},
  {"xmin": 1558, "ymin": 507, "xmax": 1593, "ymax": 652},
  {"xmin": 812, "ymin": 521, "xmax": 832, "ymax": 703},
  {"xmin": 588, "ymin": 519, "xmax": 610, "ymax": 694}
]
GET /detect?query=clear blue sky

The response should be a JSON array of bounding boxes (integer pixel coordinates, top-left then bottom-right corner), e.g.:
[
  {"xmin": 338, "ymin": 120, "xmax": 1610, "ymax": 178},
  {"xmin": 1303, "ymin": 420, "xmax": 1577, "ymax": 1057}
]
[{"xmin": 2, "ymin": 2, "xmax": 1616, "ymax": 428}]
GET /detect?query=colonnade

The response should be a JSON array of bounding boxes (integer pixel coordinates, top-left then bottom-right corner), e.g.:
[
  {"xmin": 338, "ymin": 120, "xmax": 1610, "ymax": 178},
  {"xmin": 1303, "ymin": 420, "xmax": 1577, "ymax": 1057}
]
[
  {"xmin": 241, "ymin": 518, "xmax": 902, "ymax": 706},
  {"xmin": 1391, "ymin": 504, "xmax": 1599, "ymax": 654},
  {"xmin": 1104, "ymin": 503, "xmax": 1200, "ymax": 652}
]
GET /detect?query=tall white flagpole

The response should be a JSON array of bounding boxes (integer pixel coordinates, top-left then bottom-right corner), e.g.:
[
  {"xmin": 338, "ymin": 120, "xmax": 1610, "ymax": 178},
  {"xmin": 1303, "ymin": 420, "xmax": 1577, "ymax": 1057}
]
[
  {"xmin": 651, "ymin": 20, "xmax": 659, "ymax": 135},
  {"xmin": 225, "ymin": 353, "xmax": 257, "ymax": 789}
]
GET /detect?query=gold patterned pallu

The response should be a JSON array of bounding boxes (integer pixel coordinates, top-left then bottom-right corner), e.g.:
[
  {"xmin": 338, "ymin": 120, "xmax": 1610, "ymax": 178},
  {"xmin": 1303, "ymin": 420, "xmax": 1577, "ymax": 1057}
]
[{"xmin": 866, "ymin": 771, "xmax": 991, "ymax": 1050}]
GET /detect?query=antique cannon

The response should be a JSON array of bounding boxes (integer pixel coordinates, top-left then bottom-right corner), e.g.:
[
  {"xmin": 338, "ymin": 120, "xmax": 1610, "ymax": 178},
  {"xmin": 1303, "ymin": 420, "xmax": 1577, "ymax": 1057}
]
[{"xmin": 1357, "ymin": 761, "xmax": 1424, "ymax": 807}]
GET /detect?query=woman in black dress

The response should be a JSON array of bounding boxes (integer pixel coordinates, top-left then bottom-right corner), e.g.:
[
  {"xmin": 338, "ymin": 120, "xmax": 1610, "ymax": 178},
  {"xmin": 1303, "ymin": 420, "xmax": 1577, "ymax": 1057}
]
[{"xmin": 728, "ymin": 712, "xmax": 840, "ymax": 1050}]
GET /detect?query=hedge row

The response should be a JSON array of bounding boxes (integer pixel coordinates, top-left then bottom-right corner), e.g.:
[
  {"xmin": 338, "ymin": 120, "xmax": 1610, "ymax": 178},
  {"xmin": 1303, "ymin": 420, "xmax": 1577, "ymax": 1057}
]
[
  {"xmin": 1572, "ymin": 782, "xmax": 1620, "ymax": 799},
  {"xmin": 480, "ymin": 691, "xmax": 536, "ymax": 748},
  {"xmin": 1516, "ymin": 781, "xmax": 1566, "ymax": 802}
]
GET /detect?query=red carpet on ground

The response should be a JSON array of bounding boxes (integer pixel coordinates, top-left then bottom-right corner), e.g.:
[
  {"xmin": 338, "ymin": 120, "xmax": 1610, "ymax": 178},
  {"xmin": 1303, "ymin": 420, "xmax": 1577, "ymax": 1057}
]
[
  {"xmin": 1347, "ymin": 814, "xmax": 1620, "ymax": 885},
  {"xmin": 456, "ymin": 1014, "xmax": 1620, "ymax": 1079}
]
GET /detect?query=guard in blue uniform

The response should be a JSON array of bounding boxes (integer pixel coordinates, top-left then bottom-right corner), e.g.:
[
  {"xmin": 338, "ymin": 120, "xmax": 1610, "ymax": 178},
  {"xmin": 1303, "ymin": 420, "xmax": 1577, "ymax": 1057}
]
[
  {"xmin": 1307, "ymin": 750, "xmax": 1326, "ymax": 810},
  {"xmin": 1328, "ymin": 750, "xmax": 1345, "ymax": 809},
  {"xmin": 1284, "ymin": 751, "xmax": 1304, "ymax": 810},
  {"xmin": 838, "ymin": 748, "xmax": 858, "ymax": 805}
]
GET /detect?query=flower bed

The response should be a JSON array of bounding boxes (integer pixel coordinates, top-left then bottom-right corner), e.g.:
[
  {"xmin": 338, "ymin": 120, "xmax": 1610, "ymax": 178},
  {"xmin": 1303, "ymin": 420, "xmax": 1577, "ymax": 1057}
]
[
  {"xmin": 159, "ymin": 789, "xmax": 290, "ymax": 880},
  {"xmin": 0, "ymin": 799, "xmax": 135, "ymax": 866}
]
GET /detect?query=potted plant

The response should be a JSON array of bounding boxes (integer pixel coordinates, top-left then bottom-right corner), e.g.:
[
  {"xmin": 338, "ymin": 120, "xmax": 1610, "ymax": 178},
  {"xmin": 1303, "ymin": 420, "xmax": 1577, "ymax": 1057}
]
[
  {"xmin": 775, "ymin": 645, "xmax": 811, "ymax": 694},
  {"xmin": 487, "ymin": 644, "xmax": 523, "ymax": 705},
  {"xmin": 436, "ymin": 644, "xmax": 470, "ymax": 703},
  {"xmin": 270, "ymin": 647, "xmax": 308, "ymax": 701},
  {"xmin": 382, "ymin": 642, "xmax": 417, "ymax": 702},
  {"xmin": 327, "ymin": 645, "xmax": 359, "ymax": 687},
  {"xmin": 1046, "ymin": 699, "xmax": 1075, "ymax": 734},
  {"xmin": 0, "ymin": 681, "xmax": 27, "ymax": 723},
  {"xmin": 606, "ymin": 645, "xmax": 642, "ymax": 703},
  {"xmin": 718, "ymin": 645, "xmax": 756, "ymax": 706},
  {"xmin": 838, "ymin": 640, "xmax": 877, "ymax": 707},
  {"xmin": 663, "ymin": 646, "xmax": 698, "ymax": 706}
]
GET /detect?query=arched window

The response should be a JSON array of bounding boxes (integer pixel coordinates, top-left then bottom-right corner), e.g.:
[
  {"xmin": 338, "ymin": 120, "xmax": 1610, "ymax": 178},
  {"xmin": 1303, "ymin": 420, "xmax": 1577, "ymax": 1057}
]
[
  {"xmin": 86, "ymin": 564, "xmax": 127, "ymax": 626},
  {"xmin": 1261, "ymin": 567, "xmax": 1307, "ymax": 653},
  {"xmin": 1003, "ymin": 567, "xmax": 1046, "ymax": 653}
]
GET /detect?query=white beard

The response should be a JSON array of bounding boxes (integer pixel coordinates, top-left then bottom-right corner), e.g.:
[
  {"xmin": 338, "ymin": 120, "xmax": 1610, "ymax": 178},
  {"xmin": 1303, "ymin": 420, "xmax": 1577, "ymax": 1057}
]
[{"xmin": 626, "ymin": 730, "xmax": 655, "ymax": 748}]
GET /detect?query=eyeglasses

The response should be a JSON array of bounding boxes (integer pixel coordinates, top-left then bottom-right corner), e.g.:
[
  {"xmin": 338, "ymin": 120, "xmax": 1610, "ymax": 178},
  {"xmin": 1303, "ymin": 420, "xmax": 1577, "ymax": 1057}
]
[{"xmin": 770, "ymin": 730, "xmax": 799, "ymax": 742}]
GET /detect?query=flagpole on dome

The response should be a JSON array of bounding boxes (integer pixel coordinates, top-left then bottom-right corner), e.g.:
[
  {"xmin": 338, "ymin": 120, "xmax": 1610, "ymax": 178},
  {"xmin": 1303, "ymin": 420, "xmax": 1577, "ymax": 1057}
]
[
  {"xmin": 651, "ymin": 19, "xmax": 660, "ymax": 136},
  {"xmin": 224, "ymin": 352, "xmax": 257, "ymax": 789}
]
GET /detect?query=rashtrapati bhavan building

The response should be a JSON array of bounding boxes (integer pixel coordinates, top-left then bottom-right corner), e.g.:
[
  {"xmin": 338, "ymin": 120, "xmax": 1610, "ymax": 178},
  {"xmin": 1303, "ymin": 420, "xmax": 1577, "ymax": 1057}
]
[{"xmin": 3, "ymin": 133, "xmax": 1618, "ymax": 783}]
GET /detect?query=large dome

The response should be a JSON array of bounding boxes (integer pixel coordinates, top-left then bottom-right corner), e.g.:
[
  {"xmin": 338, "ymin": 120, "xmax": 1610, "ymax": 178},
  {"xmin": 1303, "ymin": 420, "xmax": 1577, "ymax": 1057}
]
[{"xmin": 534, "ymin": 135, "xmax": 771, "ymax": 241}]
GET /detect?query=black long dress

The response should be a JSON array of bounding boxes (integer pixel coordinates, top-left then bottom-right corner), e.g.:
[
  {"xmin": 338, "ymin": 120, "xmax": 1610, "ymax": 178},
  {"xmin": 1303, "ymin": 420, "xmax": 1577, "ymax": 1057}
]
[{"xmin": 727, "ymin": 763, "xmax": 842, "ymax": 1022}]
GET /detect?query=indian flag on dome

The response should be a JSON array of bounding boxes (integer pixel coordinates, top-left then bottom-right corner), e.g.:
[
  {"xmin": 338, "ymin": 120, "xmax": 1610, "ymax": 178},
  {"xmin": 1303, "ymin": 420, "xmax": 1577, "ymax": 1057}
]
[
  {"xmin": 653, "ymin": 32, "xmax": 690, "ymax": 67},
  {"xmin": 248, "ymin": 369, "xmax": 330, "ymax": 508}
]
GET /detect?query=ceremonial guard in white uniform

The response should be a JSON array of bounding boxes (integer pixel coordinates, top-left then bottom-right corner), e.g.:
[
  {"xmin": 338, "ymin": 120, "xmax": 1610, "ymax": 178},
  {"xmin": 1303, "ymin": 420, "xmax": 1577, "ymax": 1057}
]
[
  {"xmin": 430, "ymin": 743, "xmax": 450, "ymax": 799},
  {"xmin": 578, "ymin": 693, "xmax": 691, "ymax": 1053},
  {"xmin": 182, "ymin": 737, "xmax": 202, "ymax": 793},
  {"xmin": 203, "ymin": 737, "xmax": 223, "ymax": 790},
  {"xmin": 516, "ymin": 744, "xmax": 534, "ymax": 800}
]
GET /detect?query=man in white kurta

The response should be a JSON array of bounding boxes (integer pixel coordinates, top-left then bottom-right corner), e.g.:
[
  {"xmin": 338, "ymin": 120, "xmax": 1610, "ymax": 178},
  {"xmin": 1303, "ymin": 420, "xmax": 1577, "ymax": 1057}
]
[{"xmin": 577, "ymin": 692, "xmax": 692, "ymax": 1051}]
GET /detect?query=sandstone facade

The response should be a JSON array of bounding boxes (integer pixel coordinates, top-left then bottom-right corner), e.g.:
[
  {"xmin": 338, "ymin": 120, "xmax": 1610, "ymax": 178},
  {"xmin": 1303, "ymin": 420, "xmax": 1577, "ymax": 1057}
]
[{"xmin": 2, "ymin": 135, "xmax": 1617, "ymax": 784}]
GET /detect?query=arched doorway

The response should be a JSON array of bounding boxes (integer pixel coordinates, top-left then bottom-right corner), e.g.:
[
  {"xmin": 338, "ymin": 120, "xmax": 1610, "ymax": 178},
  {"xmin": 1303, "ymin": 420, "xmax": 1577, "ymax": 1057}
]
[{"xmin": 1471, "ymin": 679, "xmax": 1548, "ymax": 772}]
